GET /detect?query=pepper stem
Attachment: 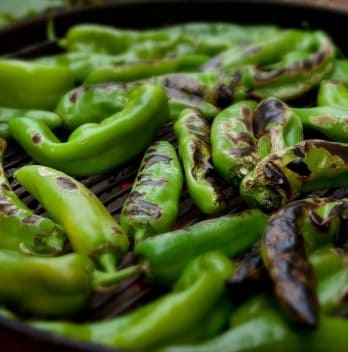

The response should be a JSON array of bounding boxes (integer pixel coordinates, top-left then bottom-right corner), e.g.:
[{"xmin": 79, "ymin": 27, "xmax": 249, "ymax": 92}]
[
  {"xmin": 134, "ymin": 228, "xmax": 148, "ymax": 245},
  {"xmin": 98, "ymin": 252, "xmax": 117, "ymax": 273},
  {"xmin": 93, "ymin": 265, "xmax": 140, "ymax": 288}
]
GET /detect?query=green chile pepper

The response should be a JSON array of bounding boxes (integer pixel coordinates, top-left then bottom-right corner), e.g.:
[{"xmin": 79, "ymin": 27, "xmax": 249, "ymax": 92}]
[
  {"xmin": 160, "ymin": 294, "xmax": 348, "ymax": 352},
  {"xmin": 329, "ymin": 59, "xmax": 348, "ymax": 85},
  {"xmin": 317, "ymin": 80, "xmax": 348, "ymax": 109},
  {"xmin": 120, "ymin": 141, "xmax": 183, "ymax": 242},
  {"xmin": 32, "ymin": 252, "xmax": 234, "ymax": 350},
  {"xmin": 253, "ymin": 98, "xmax": 303, "ymax": 159},
  {"xmin": 0, "ymin": 139, "xmax": 65, "ymax": 255},
  {"xmin": 240, "ymin": 139, "xmax": 348, "ymax": 212},
  {"xmin": 55, "ymin": 83, "xmax": 129, "ymax": 130},
  {"xmin": 261, "ymin": 198, "xmax": 348, "ymax": 327},
  {"xmin": 174, "ymin": 108, "xmax": 226, "ymax": 214},
  {"xmin": 85, "ymin": 54, "xmax": 209, "ymax": 84},
  {"xmin": 293, "ymin": 105, "xmax": 348, "ymax": 143},
  {"xmin": 9, "ymin": 84, "xmax": 168, "ymax": 176},
  {"xmin": 0, "ymin": 107, "xmax": 62, "ymax": 140},
  {"xmin": 211, "ymin": 101, "xmax": 258, "ymax": 187},
  {"xmin": 0, "ymin": 59, "xmax": 74, "ymax": 110},
  {"xmin": 0, "ymin": 250, "xmax": 93, "ymax": 316},
  {"xmin": 135, "ymin": 209, "xmax": 269, "ymax": 284},
  {"xmin": 14, "ymin": 165, "xmax": 129, "ymax": 274}
]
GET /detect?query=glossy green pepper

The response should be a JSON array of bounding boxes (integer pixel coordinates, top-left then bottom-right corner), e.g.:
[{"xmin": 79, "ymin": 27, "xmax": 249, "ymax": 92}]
[
  {"xmin": 135, "ymin": 209, "xmax": 269, "ymax": 284},
  {"xmin": 240, "ymin": 139, "xmax": 348, "ymax": 212},
  {"xmin": 0, "ymin": 139, "xmax": 65, "ymax": 255},
  {"xmin": 55, "ymin": 83, "xmax": 128, "ymax": 130},
  {"xmin": 0, "ymin": 250, "xmax": 93, "ymax": 316},
  {"xmin": 0, "ymin": 107, "xmax": 61, "ymax": 139},
  {"xmin": 174, "ymin": 108, "xmax": 226, "ymax": 214},
  {"xmin": 0, "ymin": 59, "xmax": 74, "ymax": 110},
  {"xmin": 120, "ymin": 140, "xmax": 183, "ymax": 243},
  {"xmin": 9, "ymin": 84, "xmax": 168, "ymax": 176},
  {"xmin": 317, "ymin": 79, "xmax": 348, "ymax": 109},
  {"xmin": 293, "ymin": 105, "xmax": 348, "ymax": 143},
  {"xmin": 85, "ymin": 54, "xmax": 209, "ymax": 84},
  {"xmin": 32, "ymin": 252, "xmax": 234, "ymax": 350},
  {"xmin": 14, "ymin": 165, "xmax": 129, "ymax": 274},
  {"xmin": 211, "ymin": 101, "xmax": 258, "ymax": 187}
]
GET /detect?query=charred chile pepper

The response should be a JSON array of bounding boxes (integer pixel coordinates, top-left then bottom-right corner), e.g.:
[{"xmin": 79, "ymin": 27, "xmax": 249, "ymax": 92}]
[
  {"xmin": 211, "ymin": 101, "xmax": 258, "ymax": 187},
  {"xmin": 9, "ymin": 84, "xmax": 168, "ymax": 176},
  {"xmin": 174, "ymin": 108, "xmax": 226, "ymax": 214},
  {"xmin": 253, "ymin": 98, "xmax": 303, "ymax": 159},
  {"xmin": 120, "ymin": 141, "xmax": 183, "ymax": 242},
  {"xmin": 135, "ymin": 209, "xmax": 269, "ymax": 284},
  {"xmin": 261, "ymin": 198, "xmax": 348, "ymax": 327},
  {"xmin": 14, "ymin": 165, "xmax": 130, "ymax": 274},
  {"xmin": 32, "ymin": 252, "xmax": 234, "ymax": 350},
  {"xmin": 0, "ymin": 139, "xmax": 65, "ymax": 255},
  {"xmin": 293, "ymin": 105, "xmax": 348, "ymax": 143},
  {"xmin": 0, "ymin": 107, "xmax": 62, "ymax": 140},
  {"xmin": 0, "ymin": 59, "xmax": 74, "ymax": 110},
  {"xmin": 55, "ymin": 83, "xmax": 128, "ymax": 130},
  {"xmin": 240, "ymin": 139, "xmax": 348, "ymax": 212}
]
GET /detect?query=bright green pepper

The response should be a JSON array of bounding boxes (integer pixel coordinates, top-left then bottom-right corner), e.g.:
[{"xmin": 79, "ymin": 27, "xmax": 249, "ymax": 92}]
[
  {"xmin": 240, "ymin": 139, "xmax": 348, "ymax": 212},
  {"xmin": 0, "ymin": 107, "xmax": 61, "ymax": 139},
  {"xmin": 120, "ymin": 140, "xmax": 183, "ymax": 243},
  {"xmin": 85, "ymin": 54, "xmax": 209, "ymax": 84},
  {"xmin": 0, "ymin": 250, "xmax": 93, "ymax": 316},
  {"xmin": 0, "ymin": 139, "xmax": 65, "ymax": 255},
  {"xmin": 14, "ymin": 165, "xmax": 129, "ymax": 274},
  {"xmin": 329, "ymin": 59, "xmax": 348, "ymax": 84},
  {"xmin": 135, "ymin": 209, "xmax": 269, "ymax": 284},
  {"xmin": 317, "ymin": 79, "xmax": 348, "ymax": 109},
  {"xmin": 9, "ymin": 84, "xmax": 168, "ymax": 176},
  {"xmin": 32, "ymin": 252, "xmax": 234, "ymax": 350},
  {"xmin": 211, "ymin": 101, "xmax": 258, "ymax": 187},
  {"xmin": 55, "ymin": 83, "xmax": 129, "ymax": 130},
  {"xmin": 174, "ymin": 108, "xmax": 226, "ymax": 214},
  {"xmin": 0, "ymin": 59, "xmax": 74, "ymax": 110},
  {"xmin": 293, "ymin": 105, "xmax": 348, "ymax": 143}
]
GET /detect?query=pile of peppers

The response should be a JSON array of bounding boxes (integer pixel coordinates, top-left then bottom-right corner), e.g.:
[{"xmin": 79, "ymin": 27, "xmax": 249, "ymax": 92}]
[{"xmin": 2, "ymin": 21, "xmax": 348, "ymax": 351}]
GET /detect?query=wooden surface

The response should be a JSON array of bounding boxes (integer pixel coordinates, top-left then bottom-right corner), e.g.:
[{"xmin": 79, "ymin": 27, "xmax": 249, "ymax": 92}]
[{"xmin": 281, "ymin": 0, "xmax": 348, "ymax": 10}]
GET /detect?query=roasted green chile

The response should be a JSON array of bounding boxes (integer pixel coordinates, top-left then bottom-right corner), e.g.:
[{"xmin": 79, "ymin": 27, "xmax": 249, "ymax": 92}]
[
  {"xmin": 120, "ymin": 141, "xmax": 183, "ymax": 242},
  {"xmin": 55, "ymin": 83, "xmax": 129, "ymax": 130},
  {"xmin": 9, "ymin": 84, "xmax": 168, "ymax": 176},
  {"xmin": 0, "ymin": 107, "xmax": 62, "ymax": 140},
  {"xmin": 211, "ymin": 101, "xmax": 258, "ymax": 187},
  {"xmin": 317, "ymin": 80, "xmax": 348, "ymax": 109},
  {"xmin": 0, "ymin": 59, "xmax": 74, "ymax": 110},
  {"xmin": 14, "ymin": 165, "xmax": 129, "ymax": 274},
  {"xmin": 240, "ymin": 139, "xmax": 348, "ymax": 212},
  {"xmin": 174, "ymin": 108, "xmax": 225, "ymax": 214},
  {"xmin": 32, "ymin": 252, "xmax": 234, "ymax": 350},
  {"xmin": 135, "ymin": 209, "xmax": 269, "ymax": 284},
  {"xmin": 0, "ymin": 139, "xmax": 65, "ymax": 255}
]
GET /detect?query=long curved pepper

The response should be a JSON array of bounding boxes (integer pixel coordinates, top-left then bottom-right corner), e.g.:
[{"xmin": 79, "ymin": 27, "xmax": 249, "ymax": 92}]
[
  {"xmin": 240, "ymin": 139, "xmax": 348, "ymax": 212},
  {"xmin": 9, "ymin": 85, "xmax": 168, "ymax": 176},
  {"xmin": 174, "ymin": 108, "xmax": 226, "ymax": 215},
  {"xmin": 120, "ymin": 140, "xmax": 183, "ymax": 243},
  {"xmin": 14, "ymin": 165, "xmax": 130, "ymax": 275},
  {"xmin": 0, "ymin": 139, "xmax": 65, "ymax": 255}
]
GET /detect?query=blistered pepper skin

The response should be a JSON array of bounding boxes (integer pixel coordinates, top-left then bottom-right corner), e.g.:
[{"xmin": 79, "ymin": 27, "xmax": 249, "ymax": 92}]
[
  {"xmin": 120, "ymin": 140, "xmax": 183, "ymax": 242},
  {"xmin": 9, "ymin": 85, "xmax": 169, "ymax": 176},
  {"xmin": 14, "ymin": 165, "xmax": 129, "ymax": 273},
  {"xmin": 240, "ymin": 139, "xmax": 348, "ymax": 212},
  {"xmin": 174, "ymin": 108, "xmax": 226, "ymax": 215},
  {"xmin": 0, "ymin": 139, "xmax": 65, "ymax": 255}
]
